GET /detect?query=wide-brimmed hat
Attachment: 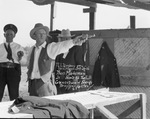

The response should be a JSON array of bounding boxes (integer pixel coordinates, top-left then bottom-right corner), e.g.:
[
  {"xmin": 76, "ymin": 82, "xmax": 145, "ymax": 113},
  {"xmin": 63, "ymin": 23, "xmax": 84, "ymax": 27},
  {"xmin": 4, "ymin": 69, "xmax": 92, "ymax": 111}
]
[
  {"xmin": 30, "ymin": 23, "xmax": 49, "ymax": 40},
  {"xmin": 4, "ymin": 24, "xmax": 18, "ymax": 34},
  {"xmin": 58, "ymin": 29, "xmax": 75, "ymax": 38}
]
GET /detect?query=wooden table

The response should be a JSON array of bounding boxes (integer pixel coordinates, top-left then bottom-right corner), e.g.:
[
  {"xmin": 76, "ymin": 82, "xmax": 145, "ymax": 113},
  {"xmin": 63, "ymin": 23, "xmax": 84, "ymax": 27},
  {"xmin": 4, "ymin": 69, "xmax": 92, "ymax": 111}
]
[{"xmin": 0, "ymin": 89, "xmax": 147, "ymax": 119}]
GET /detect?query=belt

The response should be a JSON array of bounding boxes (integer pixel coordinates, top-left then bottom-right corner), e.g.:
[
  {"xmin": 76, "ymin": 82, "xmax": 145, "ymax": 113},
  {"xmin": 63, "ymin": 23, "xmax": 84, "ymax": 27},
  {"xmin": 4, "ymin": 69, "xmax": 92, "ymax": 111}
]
[
  {"xmin": 30, "ymin": 78, "xmax": 41, "ymax": 81},
  {"xmin": 0, "ymin": 62, "xmax": 16, "ymax": 68}
]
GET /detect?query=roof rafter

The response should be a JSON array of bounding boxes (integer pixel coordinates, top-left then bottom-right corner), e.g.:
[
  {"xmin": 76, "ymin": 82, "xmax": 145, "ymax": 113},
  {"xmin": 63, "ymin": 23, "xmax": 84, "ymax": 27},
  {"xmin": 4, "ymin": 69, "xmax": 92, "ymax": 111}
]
[
  {"xmin": 29, "ymin": 0, "xmax": 97, "ymax": 7},
  {"xmin": 29, "ymin": 0, "xmax": 150, "ymax": 11},
  {"xmin": 122, "ymin": 0, "xmax": 150, "ymax": 11}
]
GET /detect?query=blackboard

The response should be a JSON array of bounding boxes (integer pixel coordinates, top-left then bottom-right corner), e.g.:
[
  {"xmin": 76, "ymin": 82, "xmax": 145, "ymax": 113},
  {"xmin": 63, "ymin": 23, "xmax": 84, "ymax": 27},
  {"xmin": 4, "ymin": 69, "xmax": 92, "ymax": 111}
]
[{"xmin": 55, "ymin": 63, "xmax": 92, "ymax": 93}]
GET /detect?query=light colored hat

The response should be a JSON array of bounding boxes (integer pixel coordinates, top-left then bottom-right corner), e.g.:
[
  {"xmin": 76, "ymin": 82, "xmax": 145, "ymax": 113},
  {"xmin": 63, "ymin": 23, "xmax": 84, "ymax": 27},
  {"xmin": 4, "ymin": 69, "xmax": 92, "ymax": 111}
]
[
  {"xmin": 58, "ymin": 29, "xmax": 75, "ymax": 38},
  {"xmin": 30, "ymin": 23, "xmax": 49, "ymax": 40}
]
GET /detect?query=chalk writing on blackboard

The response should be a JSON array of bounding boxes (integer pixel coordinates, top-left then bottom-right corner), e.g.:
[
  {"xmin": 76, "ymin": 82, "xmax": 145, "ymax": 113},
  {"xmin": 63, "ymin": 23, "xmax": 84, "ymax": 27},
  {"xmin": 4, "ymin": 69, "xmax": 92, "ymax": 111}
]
[{"xmin": 55, "ymin": 63, "xmax": 92, "ymax": 91}]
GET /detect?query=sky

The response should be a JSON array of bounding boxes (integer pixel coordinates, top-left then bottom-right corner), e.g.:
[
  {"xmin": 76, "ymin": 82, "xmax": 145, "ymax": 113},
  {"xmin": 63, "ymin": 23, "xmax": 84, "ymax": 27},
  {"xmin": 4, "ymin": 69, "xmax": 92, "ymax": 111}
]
[{"xmin": 1, "ymin": 0, "xmax": 150, "ymax": 47}]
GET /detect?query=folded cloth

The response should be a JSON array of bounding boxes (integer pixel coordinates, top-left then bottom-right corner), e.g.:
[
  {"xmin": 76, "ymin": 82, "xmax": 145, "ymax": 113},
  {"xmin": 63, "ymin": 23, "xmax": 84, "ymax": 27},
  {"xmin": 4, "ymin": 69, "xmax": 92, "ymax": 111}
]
[{"xmin": 9, "ymin": 96, "xmax": 90, "ymax": 118}]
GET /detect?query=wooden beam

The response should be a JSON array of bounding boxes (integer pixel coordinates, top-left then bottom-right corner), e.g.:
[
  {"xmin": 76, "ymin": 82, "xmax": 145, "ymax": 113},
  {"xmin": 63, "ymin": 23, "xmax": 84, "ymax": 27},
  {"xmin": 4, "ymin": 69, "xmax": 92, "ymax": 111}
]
[
  {"xmin": 122, "ymin": 0, "xmax": 150, "ymax": 11},
  {"xmin": 118, "ymin": 94, "xmax": 147, "ymax": 119},
  {"xmin": 96, "ymin": 105, "xmax": 118, "ymax": 119},
  {"xmin": 56, "ymin": 0, "xmax": 97, "ymax": 7},
  {"xmin": 29, "ymin": 0, "xmax": 54, "ymax": 5},
  {"xmin": 83, "ymin": 7, "xmax": 96, "ymax": 13},
  {"xmin": 30, "ymin": 0, "xmax": 97, "ymax": 7},
  {"xmin": 118, "ymin": 100, "xmax": 140, "ymax": 118}
]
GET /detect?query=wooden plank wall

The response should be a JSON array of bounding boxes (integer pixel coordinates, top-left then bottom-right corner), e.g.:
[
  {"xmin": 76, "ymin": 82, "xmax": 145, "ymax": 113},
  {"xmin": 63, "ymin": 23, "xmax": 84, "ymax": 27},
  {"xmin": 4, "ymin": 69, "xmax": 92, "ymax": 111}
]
[{"xmin": 72, "ymin": 28, "xmax": 150, "ymax": 86}]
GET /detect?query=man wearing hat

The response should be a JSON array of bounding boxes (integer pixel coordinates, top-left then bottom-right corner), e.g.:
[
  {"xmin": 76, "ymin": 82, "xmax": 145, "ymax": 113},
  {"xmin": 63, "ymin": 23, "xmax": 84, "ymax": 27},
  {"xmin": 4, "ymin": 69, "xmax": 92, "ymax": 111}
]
[
  {"xmin": 0, "ymin": 24, "xmax": 25, "ymax": 101},
  {"xmin": 26, "ymin": 23, "xmax": 87, "ymax": 97},
  {"xmin": 54, "ymin": 29, "xmax": 89, "ymax": 94}
]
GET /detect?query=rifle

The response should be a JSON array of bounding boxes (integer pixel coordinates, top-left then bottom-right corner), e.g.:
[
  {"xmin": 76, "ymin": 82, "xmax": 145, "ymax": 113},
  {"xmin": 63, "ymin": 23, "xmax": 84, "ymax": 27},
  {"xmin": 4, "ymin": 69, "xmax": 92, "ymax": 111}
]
[{"xmin": 73, "ymin": 33, "xmax": 95, "ymax": 40}]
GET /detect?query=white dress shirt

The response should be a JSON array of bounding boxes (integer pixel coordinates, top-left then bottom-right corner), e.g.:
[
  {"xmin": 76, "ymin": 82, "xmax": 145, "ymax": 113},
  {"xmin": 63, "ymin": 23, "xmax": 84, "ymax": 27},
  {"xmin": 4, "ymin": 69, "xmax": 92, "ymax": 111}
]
[
  {"xmin": 28, "ymin": 40, "xmax": 74, "ymax": 83},
  {"xmin": 0, "ymin": 42, "xmax": 25, "ymax": 64}
]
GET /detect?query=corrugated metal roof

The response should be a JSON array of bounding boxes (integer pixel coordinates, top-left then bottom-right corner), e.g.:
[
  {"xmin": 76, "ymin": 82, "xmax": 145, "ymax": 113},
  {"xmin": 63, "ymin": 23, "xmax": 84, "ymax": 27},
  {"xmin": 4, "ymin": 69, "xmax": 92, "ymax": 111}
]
[{"xmin": 29, "ymin": 0, "xmax": 150, "ymax": 11}]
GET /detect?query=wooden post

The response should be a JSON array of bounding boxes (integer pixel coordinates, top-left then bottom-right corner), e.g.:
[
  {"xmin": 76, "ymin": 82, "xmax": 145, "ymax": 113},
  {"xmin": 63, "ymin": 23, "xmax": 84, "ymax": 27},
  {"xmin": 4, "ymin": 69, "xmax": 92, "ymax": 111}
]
[
  {"xmin": 89, "ymin": 9, "xmax": 95, "ymax": 30},
  {"xmin": 83, "ymin": 7, "xmax": 96, "ymax": 30},
  {"xmin": 50, "ymin": 3, "xmax": 55, "ymax": 31},
  {"xmin": 130, "ymin": 15, "xmax": 136, "ymax": 29},
  {"xmin": 140, "ymin": 94, "xmax": 147, "ymax": 119},
  {"xmin": 83, "ymin": 7, "xmax": 96, "ymax": 74}
]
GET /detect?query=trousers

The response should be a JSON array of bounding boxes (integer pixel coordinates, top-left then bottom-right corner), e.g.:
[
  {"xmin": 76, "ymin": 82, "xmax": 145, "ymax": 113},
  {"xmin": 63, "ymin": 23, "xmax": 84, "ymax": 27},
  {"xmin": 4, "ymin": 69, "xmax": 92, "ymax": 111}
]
[
  {"xmin": 0, "ymin": 64, "xmax": 21, "ymax": 101},
  {"xmin": 28, "ymin": 78, "xmax": 57, "ymax": 97}
]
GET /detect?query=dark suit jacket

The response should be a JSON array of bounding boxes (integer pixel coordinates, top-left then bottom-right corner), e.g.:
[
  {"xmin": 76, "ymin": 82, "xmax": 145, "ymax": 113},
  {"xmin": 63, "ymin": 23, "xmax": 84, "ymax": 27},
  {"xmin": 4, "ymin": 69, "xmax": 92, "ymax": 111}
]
[
  {"xmin": 92, "ymin": 41, "xmax": 120, "ymax": 87},
  {"xmin": 55, "ymin": 46, "xmax": 85, "ymax": 66}
]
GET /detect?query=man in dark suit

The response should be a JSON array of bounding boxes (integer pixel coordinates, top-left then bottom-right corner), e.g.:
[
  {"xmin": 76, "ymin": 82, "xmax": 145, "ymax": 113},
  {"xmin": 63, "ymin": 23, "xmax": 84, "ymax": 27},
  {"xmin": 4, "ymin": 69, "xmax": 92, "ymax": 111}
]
[
  {"xmin": 0, "ymin": 24, "xmax": 25, "ymax": 101},
  {"xmin": 54, "ymin": 29, "xmax": 91, "ymax": 94}
]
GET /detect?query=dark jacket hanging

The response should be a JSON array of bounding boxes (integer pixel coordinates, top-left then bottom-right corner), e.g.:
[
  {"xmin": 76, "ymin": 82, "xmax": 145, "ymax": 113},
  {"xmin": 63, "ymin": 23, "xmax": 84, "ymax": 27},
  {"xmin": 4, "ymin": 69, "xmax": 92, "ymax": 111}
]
[{"xmin": 92, "ymin": 41, "xmax": 120, "ymax": 87}]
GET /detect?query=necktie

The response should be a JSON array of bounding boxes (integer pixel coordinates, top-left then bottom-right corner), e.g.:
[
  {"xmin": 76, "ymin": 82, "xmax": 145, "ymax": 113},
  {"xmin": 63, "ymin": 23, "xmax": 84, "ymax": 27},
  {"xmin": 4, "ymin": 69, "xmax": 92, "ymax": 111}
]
[{"xmin": 7, "ymin": 43, "xmax": 12, "ymax": 60}]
